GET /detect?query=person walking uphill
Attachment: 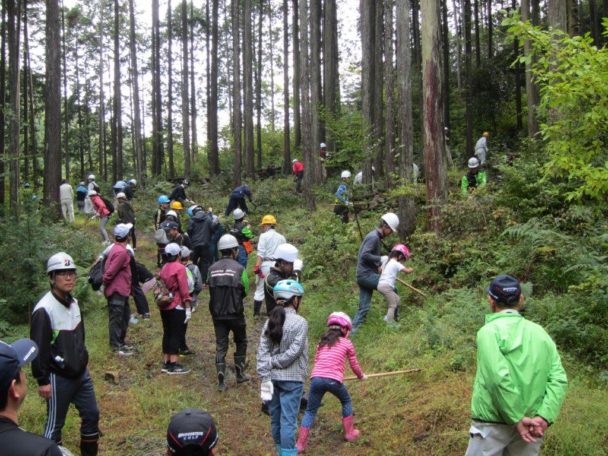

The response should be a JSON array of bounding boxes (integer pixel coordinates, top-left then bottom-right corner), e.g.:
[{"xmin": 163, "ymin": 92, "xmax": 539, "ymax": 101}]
[
  {"xmin": 59, "ymin": 180, "xmax": 75, "ymax": 223},
  {"xmin": 224, "ymin": 184, "xmax": 254, "ymax": 216},
  {"xmin": 208, "ymin": 234, "xmax": 250, "ymax": 392},
  {"xmin": 465, "ymin": 275, "xmax": 568, "ymax": 456},
  {"xmin": 30, "ymin": 253, "xmax": 100, "ymax": 456},
  {"xmin": 334, "ymin": 170, "xmax": 352, "ymax": 224},
  {"xmin": 230, "ymin": 208, "xmax": 254, "ymax": 269},
  {"xmin": 88, "ymin": 190, "xmax": 111, "ymax": 245},
  {"xmin": 169, "ymin": 179, "xmax": 192, "ymax": 205},
  {"xmin": 116, "ymin": 192, "xmax": 137, "ymax": 249},
  {"xmin": 461, "ymin": 157, "xmax": 487, "ymax": 196},
  {"xmin": 257, "ymin": 280, "xmax": 308, "ymax": 456},
  {"xmin": 264, "ymin": 243, "xmax": 300, "ymax": 316},
  {"xmin": 253, "ymin": 215, "xmax": 286, "ymax": 317},
  {"xmin": 188, "ymin": 206, "xmax": 214, "ymax": 286},
  {"xmin": 292, "ymin": 159, "xmax": 304, "ymax": 193},
  {"xmin": 351, "ymin": 212, "xmax": 399, "ymax": 333},
  {"xmin": 474, "ymin": 131, "xmax": 490, "ymax": 165}
]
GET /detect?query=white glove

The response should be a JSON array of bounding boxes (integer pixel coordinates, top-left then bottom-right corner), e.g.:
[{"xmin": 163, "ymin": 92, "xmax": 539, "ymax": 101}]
[
  {"xmin": 361, "ymin": 374, "xmax": 368, "ymax": 381},
  {"xmin": 260, "ymin": 380, "xmax": 274, "ymax": 402},
  {"xmin": 184, "ymin": 308, "xmax": 192, "ymax": 324}
]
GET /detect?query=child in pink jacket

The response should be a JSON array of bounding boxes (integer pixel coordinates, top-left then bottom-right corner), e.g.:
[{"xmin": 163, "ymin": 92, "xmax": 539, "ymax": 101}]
[{"xmin": 88, "ymin": 190, "xmax": 111, "ymax": 243}]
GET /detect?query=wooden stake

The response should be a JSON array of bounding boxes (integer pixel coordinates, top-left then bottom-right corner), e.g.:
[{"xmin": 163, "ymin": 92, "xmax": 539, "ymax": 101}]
[
  {"xmin": 396, "ymin": 277, "xmax": 428, "ymax": 298},
  {"xmin": 344, "ymin": 368, "xmax": 422, "ymax": 381}
]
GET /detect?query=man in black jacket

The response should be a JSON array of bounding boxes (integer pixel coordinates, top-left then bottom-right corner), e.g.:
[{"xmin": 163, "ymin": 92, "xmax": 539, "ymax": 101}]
[
  {"xmin": 188, "ymin": 207, "xmax": 214, "ymax": 285},
  {"xmin": 30, "ymin": 252, "xmax": 100, "ymax": 456},
  {"xmin": 169, "ymin": 179, "xmax": 191, "ymax": 204},
  {"xmin": 208, "ymin": 234, "xmax": 250, "ymax": 392}
]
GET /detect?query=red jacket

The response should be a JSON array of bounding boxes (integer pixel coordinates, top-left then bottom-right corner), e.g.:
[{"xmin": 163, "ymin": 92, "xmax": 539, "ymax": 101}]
[
  {"xmin": 90, "ymin": 194, "xmax": 111, "ymax": 218},
  {"xmin": 292, "ymin": 161, "xmax": 304, "ymax": 174},
  {"xmin": 159, "ymin": 260, "xmax": 192, "ymax": 310},
  {"xmin": 103, "ymin": 243, "xmax": 132, "ymax": 297}
]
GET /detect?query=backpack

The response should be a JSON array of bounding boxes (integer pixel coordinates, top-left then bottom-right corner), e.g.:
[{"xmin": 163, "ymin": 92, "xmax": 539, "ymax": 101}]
[
  {"xmin": 101, "ymin": 195, "xmax": 115, "ymax": 214},
  {"xmin": 88, "ymin": 259, "xmax": 105, "ymax": 291},
  {"xmin": 154, "ymin": 228, "xmax": 169, "ymax": 245},
  {"xmin": 153, "ymin": 275, "xmax": 173, "ymax": 309}
]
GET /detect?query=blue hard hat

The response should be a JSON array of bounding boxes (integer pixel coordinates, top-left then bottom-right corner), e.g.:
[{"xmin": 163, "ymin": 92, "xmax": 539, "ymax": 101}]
[{"xmin": 158, "ymin": 195, "xmax": 170, "ymax": 204}]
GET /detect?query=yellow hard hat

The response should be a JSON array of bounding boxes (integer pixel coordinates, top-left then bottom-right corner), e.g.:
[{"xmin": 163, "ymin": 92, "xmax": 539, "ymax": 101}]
[
  {"xmin": 483, "ymin": 131, "xmax": 490, "ymax": 137},
  {"xmin": 170, "ymin": 201, "xmax": 183, "ymax": 210},
  {"xmin": 260, "ymin": 214, "xmax": 277, "ymax": 225}
]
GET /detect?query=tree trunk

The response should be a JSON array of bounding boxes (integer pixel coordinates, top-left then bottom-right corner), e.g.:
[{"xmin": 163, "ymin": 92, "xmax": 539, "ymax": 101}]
[
  {"xmin": 22, "ymin": 4, "xmax": 28, "ymax": 183},
  {"xmin": 44, "ymin": 0, "xmax": 61, "ymax": 216},
  {"xmin": 522, "ymin": 0, "xmax": 539, "ymax": 139},
  {"xmin": 75, "ymin": 60, "xmax": 85, "ymax": 181},
  {"xmin": 513, "ymin": 0, "xmax": 523, "ymax": 132},
  {"xmin": 473, "ymin": 0, "xmax": 480, "ymax": 67},
  {"xmin": 181, "ymin": 0, "xmax": 191, "ymax": 178},
  {"xmin": 396, "ymin": 0, "xmax": 416, "ymax": 237},
  {"xmin": 282, "ymin": 0, "xmax": 291, "ymax": 173},
  {"xmin": 0, "ymin": 5, "xmax": 6, "ymax": 209},
  {"xmin": 61, "ymin": 5, "xmax": 69, "ymax": 180},
  {"xmin": 310, "ymin": 0, "xmax": 322, "ymax": 182},
  {"xmin": 152, "ymin": 0, "xmax": 164, "ymax": 175},
  {"xmin": 207, "ymin": 0, "xmax": 219, "ymax": 174},
  {"xmin": 25, "ymin": 9, "xmax": 37, "ymax": 185},
  {"xmin": 421, "ymin": 0, "xmax": 448, "ymax": 233},
  {"xmin": 167, "ymin": 0, "xmax": 176, "ymax": 178},
  {"xmin": 292, "ymin": 0, "xmax": 301, "ymax": 148},
  {"xmin": 98, "ymin": 3, "xmax": 106, "ymax": 178},
  {"xmin": 232, "ymin": 0, "xmax": 242, "ymax": 186},
  {"xmin": 323, "ymin": 0, "xmax": 339, "ymax": 153},
  {"xmin": 189, "ymin": 0, "xmax": 198, "ymax": 161},
  {"xmin": 463, "ymin": 0, "xmax": 473, "ymax": 157},
  {"xmin": 7, "ymin": 0, "xmax": 21, "ymax": 212},
  {"xmin": 441, "ymin": 0, "xmax": 450, "ymax": 132},
  {"xmin": 452, "ymin": 0, "xmax": 462, "ymax": 90},
  {"xmin": 243, "ymin": 0, "xmax": 255, "ymax": 178},
  {"xmin": 299, "ymin": 0, "xmax": 316, "ymax": 210},
  {"xmin": 255, "ymin": 0, "xmax": 263, "ymax": 170},
  {"xmin": 486, "ymin": 0, "xmax": 493, "ymax": 58},
  {"xmin": 547, "ymin": 0, "xmax": 570, "ymax": 32},
  {"xmin": 361, "ymin": 0, "xmax": 377, "ymax": 184},
  {"xmin": 128, "ymin": 0, "xmax": 143, "ymax": 184},
  {"xmin": 385, "ymin": 0, "xmax": 395, "ymax": 189},
  {"xmin": 112, "ymin": 0, "xmax": 124, "ymax": 181},
  {"xmin": 372, "ymin": 1, "xmax": 385, "ymax": 177}
]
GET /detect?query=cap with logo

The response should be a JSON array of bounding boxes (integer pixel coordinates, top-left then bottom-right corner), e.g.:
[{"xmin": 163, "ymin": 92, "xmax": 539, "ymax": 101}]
[
  {"xmin": 487, "ymin": 274, "xmax": 522, "ymax": 305},
  {"xmin": 0, "ymin": 339, "xmax": 38, "ymax": 397},
  {"xmin": 167, "ymin": 408, "xmax": 218, "ymax": 455}
]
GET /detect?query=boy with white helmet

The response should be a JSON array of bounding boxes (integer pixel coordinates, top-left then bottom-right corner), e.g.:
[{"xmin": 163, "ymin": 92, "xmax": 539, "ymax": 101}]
[
  {"xmin": 264, "ymin": 243, "xmax": 300, "ymax": 316},
  {"xmin": 334, "ymin": 171, "xmax": 352, "ymax": 223},
  {"xmin": 461, "ymin": 157, "xmax": 487, "ymax": 196},
  {"xmin": 229, "ymin": 209, "xmax": 254, "ymax": 269},
  {"xmin": 253, "ymin": 215, "xmax": 286, "ymax": 317},
  {"xmin": 30, "ymin": 253, "xmax": 100, "ymax": 455}
]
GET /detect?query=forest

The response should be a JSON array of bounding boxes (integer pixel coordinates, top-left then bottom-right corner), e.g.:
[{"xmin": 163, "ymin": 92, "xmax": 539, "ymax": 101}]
[{"xmin": 1, "ymin": 0, "xmax": 608, "ymax": 455}]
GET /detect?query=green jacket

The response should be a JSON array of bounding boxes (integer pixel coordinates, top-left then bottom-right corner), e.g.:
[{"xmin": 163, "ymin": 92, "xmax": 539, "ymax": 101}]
[
  {"xmin": 461, "ymin": 171, "xmax": 487, "ymax": 195},
  {"xmin": 471, "ymin": 311, "xmax": 567, "ymax": 425}
]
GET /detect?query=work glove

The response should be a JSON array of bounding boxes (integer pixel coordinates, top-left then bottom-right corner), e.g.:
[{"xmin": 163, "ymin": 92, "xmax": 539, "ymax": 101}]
[
  {"xmin": 184, "ymin": 308, "xmax": 192, "ymax": 324},
  {"xmin": 260, "ymin": 380, "xmax": 274, "ymax": 402},
  {"xmin": 361, "ymin": 374, "xmax": 368, "ymax": 381},
  {"xmin": 254, "ymin": 265, "xmax": 265, "ymax": 278}
]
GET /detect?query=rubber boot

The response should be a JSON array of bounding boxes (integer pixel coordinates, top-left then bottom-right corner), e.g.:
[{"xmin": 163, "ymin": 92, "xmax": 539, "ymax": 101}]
[
  {"xmin": 80, "ymin": 436, "xmax": 99, "ymax": 456},
  {"xmin": 296, "ymin": 427, "xmax": 310, "ymax": 453},
  {"xmin": 280, "ymin": 448, "xmax": 298, "ymax": 456},
  {"xmin": 234, "ymin": 355, "xmax": 250, "ymax": 383},
  {"xmin": 253, "ymin": 300, "xmax": 263, "ymax": 316},
  {"xmin": 342, "ymin": 415, "xmax": 360, "ymax": 442},
  {"xmin": 216, "ymin": 363, "xmax": 227, "ymax": 392}
]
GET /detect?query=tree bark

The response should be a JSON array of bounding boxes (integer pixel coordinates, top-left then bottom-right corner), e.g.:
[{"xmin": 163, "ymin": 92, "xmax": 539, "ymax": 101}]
[
  {"xmin": 282, "ymin": 0, "xmax": 291, "ymax": 173},
  {"xmin": 7, "ymin": 0, "xmax": 21, "ymax": 212},
  {"xmin": 372, "ymin": 1, "xmax": 385, "ymax": 177},
  {"xmin": 486, "ymin": 0, "xmax": 493, "ymax": 58},
  {"xmin": 152, "ymin": 0, "xmax": 164, "ymax": 175},
  {"xmin": 292, "ymin": 0, "xmax": 301, "ymax": 148},
  {"xmin": 0, "ymin": 4, "xmax": 6, "ymax": 209},
  {"xmin": 129, "ymin": 0, "xmax": 143, "ymax": 184},
  {"xmin": 421, "ymin": 0, "xmax": 448, "ymax": 233},
  {"xmin": 98, "ymin": 2, "xmax": 106, "ymax": 178},
  {"xmin": 181, "ymin": 0, "xmax": 191, "ymax": 178},
  {"xmin": 361, "ymin": 0, "xmax": 377, "ymax": 184},
  {"xmin": 207, "ymin": 0, "xmax": 219, "ymax": 174},
  {"xmin": 310, "ymin": 0, "xmax": 322, "ymax": 182},
  {"xmin": 167, "ymin": 0, "xmax": 176, "ymax": 178},
  {"xmin": 255, "ymin": 0, "xmax": 263, "ymax": 170},
  {"xmin": 441, "ymin": 0, "xmax": 450, "ymax": 132},
  {"xmin": 61, "ymin": 4, "xmax": 69, "ymax": 180},
  {"xmin": 299, "ymin": 0, "xmax": 315, "ymax": 210},
  {"xmin": 243, "ymin": 0, "xmax": 255, "ymax": 178},
  {"xmin": 463, "ymin": 0, "xmax": 473, "ymax": 157},
  {"xmin": 189, "ymin": 0, "xmax": 198, "ymax": 161},
  {"xmin": 268, "ymin": 2, "xmax": 276, "ymax": 133},
  {"xmin": 323, "ymin": 0, "xmax": 339, "ymax": 153},
  {"xmin": 112, "ymin": 0, "xmax": 123, "ymax": 181},
  {"xmin": 473, "ymin": 0, "xmax": 480, "ymax": 67},
  {"xmin": 547, "ymin": 0, "xmax": 570, "ymax": 32},
  {"xmin": 232, "ymin": 0, "xmax": 242, "ymax": 186},
  {"xmin": 22, "ymin": 4, "xmax": 29, "ymax": 183},
  {"xmin": 385, "ymin": 0, "xmax": 395, "ymax": 189}
]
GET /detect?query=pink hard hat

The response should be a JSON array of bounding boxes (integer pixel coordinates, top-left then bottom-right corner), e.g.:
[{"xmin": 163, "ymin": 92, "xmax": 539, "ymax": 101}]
[
  {"xmin": 392, "ymin": 243, "xmax": 411, "ymax": 259},
  {"xmin": 327, "ymin": 312, "xmax": 352, "ymax": 331}
]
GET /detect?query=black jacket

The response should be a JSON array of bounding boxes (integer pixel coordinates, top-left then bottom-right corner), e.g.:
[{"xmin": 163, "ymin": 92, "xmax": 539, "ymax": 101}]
[
  {"xmin": 208, "ymin": 257, "xmax": 246, "ymax": 320},
  {"xmin": 169, "ymin": 185, "xmax": 187, "ymax": 202},
  {"xmin": 0, "ymin": 417, "xmax": 62, "ymax": 456},
  {"xmin": 188, "ymin": 211, "xmax": 213, "ymax": 247},
  {"xmin": 264, "ymin": 267, "xmax": 297, "ymax": 311}
]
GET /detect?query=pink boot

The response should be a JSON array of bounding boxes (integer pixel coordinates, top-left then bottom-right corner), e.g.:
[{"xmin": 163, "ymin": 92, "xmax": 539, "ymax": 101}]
[
  {"xmin": 296, "ymin": 427, "xmax": 310, "ymax": 453},
  {"xmin": 342, "ymin": 415, "xmax": 360, "ymax": 442}
]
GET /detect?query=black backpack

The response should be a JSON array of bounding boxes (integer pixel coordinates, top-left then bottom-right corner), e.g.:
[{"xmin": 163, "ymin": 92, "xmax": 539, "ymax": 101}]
[
  {"xmin": 88, "ymin": 259, "xmax": 105, "ymax": 291},
  {"xmin": 101, "ymin": 196, "xmax": 115, "ymax": 214}
]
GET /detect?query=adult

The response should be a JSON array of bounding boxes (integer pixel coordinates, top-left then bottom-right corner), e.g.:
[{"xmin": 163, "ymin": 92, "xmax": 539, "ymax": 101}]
[
  {"xmin": 166, "ymin": 409, "xmax": 218, "ymax": 456},
  {"xmin": 353, "ymin": 166, "xmax": 375, "ymax": 186},
  {"xmin": 291, "ymin": 159, "xmax": 304, "ymax": 193},
  {"xmin": 169, "ymin": 179, "xmax": 191, "ymax": 205},
  {"xmin": 124, "ymin": 179, "xmax": 137, "ymax": 200},
  {"xmin": 230, "ymin": 208, "xmax": 254, "ymax": 268},
  {"xmin": 319, "ymin": 143, "xmax": 328, "ymax": 181},
  {"xmin": 253, "ymin": 215, "xmax": 286, "ymax": 317},
  {"xmin": 224, "ymin": 184, "xmax": 253, "ymax": 216},
  {"xmin": 257, "ymin": 279, "xmax": 308, "ymax": 456},
  {"xmin": 31, "ymin": 253, "xmax": 100, "ymax": 455},
  {"xmin": 155, "ymin": 195, "xmax": 171, "ymax": 230},
  {"xmin": 88, "ymin": 190, "xmax": 111, "ymax": 245},
  {"xmin": 264, "ymin": 243, "xmax": 299, "ymax": 316},
  {"xmin": 103, "ymin": 223, "xmax": 134, "ymax": 356},
  {"xmin": 0, "ymin": 338, "xmax": 63, "ymax": 456},
  {"xmin": 351, "ymin": 212, "xmax": 399, "ymax": 332},
  {"xmin": 59, "ymin": 180, "xmax": 75, "ymax": 223},
  {"xmin": 208, "ymin": 234, "xmax": 250, "ymax": 391},
  {"xmin": 334, "ymin": 170, "xmax": 351, "ymax": 224},
  {"xmin": 167, "ymin": 221, "xmax": 191, "ymax": 248},
  {"xmin": 112, "ymin": 180, "xmax": 128, "ymax": 197},
  {"xmin": 76, "ymin": 182, "xmax": 88, "ymax": 213},
  {"xmin": 461, "ymin": 157, "xmax": 487, "ymax": 196},
  {"xmin": 159, "ymin": 243, "xmax": 192, "ymax": 375},
  {"xmin": 466, "ymin": 275, "xmax": 568, "ymax": 456},
  {"xmin": 474, "ymin": 131, "xmax": 490, "ymax": 165},
  {"xmin": 116, "ymin": 192, "xmax": 137, "ymax": 249},
  {"xmin": 84, "ymin": 174, "xmax": 99, "ymax": 215},
  {"xmin": 187, "ymin": 206, "xmax": 214, "ymax": 285}
]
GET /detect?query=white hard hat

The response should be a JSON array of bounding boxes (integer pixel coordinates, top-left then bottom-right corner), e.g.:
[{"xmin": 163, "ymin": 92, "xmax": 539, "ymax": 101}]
[
  {"xmin": 274, "ymin": 243, "xmax": 299, "ymax": 263},
  {"xmin": 320, "ymin": 142, "xmax": 327, "ymax": 148},
  {"xmin": 166, "ymin": 210, "xmax": 178, "ymax": 218},
  {"xmin": 292, "ymin": 159, "xmax": 298, "ymax": 164},
  {"xmin": 47, "ymin": 252, "xmax": 77, "ymax": 273},
  {"xmin": 116, "ymin": 192, "xmax": 127, "ymax": 199},
  {"xmin": 381, "ymin": 212, "xmax": 400, "ymax": 232},
  {"xmin": 87, "ymin": 190, "xmax": 97, "ymax": 196},
  {"xmin": 341, "ymin": 170, "xmax": 351, "ymax": 179},
  {"xmin": 233, "ymin": 208, "xmax": 245, "ymax": 220},
  {"xmin": 218, "ymin": 234, "xmax": 239, "ymax": 250},
  {"xmin": 88, "ymin": 174, "xmax": 95, "ymax": 180},
  {"xmin": 468, "ymin": 157, "xmax": 480, "ymax": 169},
  {"xmin": 165, "ymin": 243, "xmax": 181, "ymax": 257},
  {"xmin": 128, "ymin": 178, "xmax": 137, "ymax": 185}
]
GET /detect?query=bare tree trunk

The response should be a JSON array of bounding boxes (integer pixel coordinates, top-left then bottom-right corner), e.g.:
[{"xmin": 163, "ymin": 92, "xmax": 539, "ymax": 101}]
[
  {"xmin": 372, "ymin": 1, "xmax": 385, "ymax": 177},
  {"xmin": 512, "ymin": 0, "xmax": 523, "ymax": 132},
  {"xmin": 310, "ymin": 0, "xmax": 322, "ymax": 182},
  {"xmin": 452, "ymin": 0, "xmax": 462, "ymax": 90},
  {"xmin": 243, "ymin": 0, "xmax": 255, "ymax": 178},
  {"xmin": 152, "ymin": 0, "xmax": 164, "ymax": 175},
  {"xmin": 232, "ymin": 0, "xmax": 242, "ymax": 186},
  {"xmin": 396, "ymin": 0, "xmax": 416, "ymax": 237},
  {"xmin": 7, "ymin": 0, "xmax": 21, "ymax": 212},
  {"xmin": 25, "ymin": 10, "xmax": 37, "ymax": 185},
  {"xmin": 0, "ymin": 5, "xmax": 6, "ymax": 209},
  {"xmin": 463, "ymin": 0, "xmax": 473, "ymax": 157},
  {"xmin": 98, "ymin": 3, "xmax": 106, "ymax": 177},
  {"xmin": 22, "ymin": 4, "xmax": 28, "ymax": 183},
  {"xmin": 522, "ymin": 0, "xmax": 539, "ymax": 138},
  {"xmin": 385, "ymin": 0, "xmax": 395, "ymax": 188},
  {"xmin": 361, "ymin": 0, "xmax": 377, "ymax": 184},
  {"xmin": 208, "ymin": 0, "xmax": 219, "ymax": 174},
  {"xmin": 167, "ymin": 0, "xmax": 176, "ymax": 178},
  {"xmin": 190, "ymin": 0, "xmax": 198, "ymax": 161},
  {"xmin": 421, "ymin": 0, "xmax": 448, "ymax": 233},
  {"xmin": 255, "ymin": 0, "xmax": 263, "ymax": 170},
  {"xmin": 323, "ymin": 0, "xmax": 339, "ymax": 153},
  {"xmin": 547, "ymin": 0, "xmax": 570, "ymax": 32},
  {"xmin": 292, "ymin": 0, "xmax": 301, "ymax": 148},
  {"xmin": 473, "ymin": 0, "xmax": 480, "ymax": 67},
  {"xmin": 75, "ymin": 54, "xmax": 85, "ymax": 181},
  {"xmin": 44, "ymin": 0, "xmax": 61, "ymax": 216},
  {"xmin": 441, "ymin": 0, "xmax": 450, "ymax": 132},
  {"xmin": 181, "ymin": 0, "xmax": 191, "ymax": 178},
  {"xmin": 282, "ymin": 0, "xmax": 291, "ymax": 173},
  {"xmin": 486, "ymin": 0, "xmax": 493, "ymax": 58},
  {"xmin": 61, "ymin": 4, "xmax": 69, "ymax": 179},
  {"xmin": 129, "ymin": 0, "xmax": 143, "ymax": 184}
]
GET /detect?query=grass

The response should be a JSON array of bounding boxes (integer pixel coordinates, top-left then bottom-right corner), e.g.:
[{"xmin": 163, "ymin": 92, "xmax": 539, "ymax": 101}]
[{"xmin": 10, "ymin": 176, "xmax": 608, "ymax": 455}]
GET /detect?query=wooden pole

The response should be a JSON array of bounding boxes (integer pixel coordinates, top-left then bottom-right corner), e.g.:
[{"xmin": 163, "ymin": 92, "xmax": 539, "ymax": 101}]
[
  {"xmin": 344, "ymin": 368, "xmax": 421, "ymax": 381},
  {"xmin": 396, "ymin": 277, "xmax": 428, "ymax": 298}
]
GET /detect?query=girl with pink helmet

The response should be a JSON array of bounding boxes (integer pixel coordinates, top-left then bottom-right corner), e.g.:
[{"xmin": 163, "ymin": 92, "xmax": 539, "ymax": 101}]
[
  {"xmin": 378, "ymin": 244, "xmax": 413, "ymax": 324},
  {"xmin": 295, "ymin": 312, "xmax": 366, "ymax": 453}
]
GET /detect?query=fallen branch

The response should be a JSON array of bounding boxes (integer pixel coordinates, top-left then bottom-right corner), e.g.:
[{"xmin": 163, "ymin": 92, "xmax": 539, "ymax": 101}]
[
  {"xmin": 344, "ymin": 368, "xmax": 422, "ymax": 381},
  {"xmin": 396, "ymin": 277, "xmax": 428, "ymax": 298}
]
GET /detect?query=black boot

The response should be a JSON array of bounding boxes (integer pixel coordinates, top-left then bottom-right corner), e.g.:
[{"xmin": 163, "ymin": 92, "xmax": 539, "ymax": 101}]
[
  {"xmin": 216, "ymin": 363, "xmax": 227, "ymax": 392},
  {"xmin": 80, "ymin": 434, "xmax": 99, "ymax": 456},
  {"xmin": 253, "ymin": 300, "xmax": 262, "ymax": 316},
  {"xmin": 234, "ymin": 355, "xmax": 250, "ymax": 384}
]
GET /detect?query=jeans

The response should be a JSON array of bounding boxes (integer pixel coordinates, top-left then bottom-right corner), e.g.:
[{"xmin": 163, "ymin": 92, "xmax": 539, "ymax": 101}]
[
  {"xmin": 107, "ymin": 293, "xmax": 130, "ymax": 349},
  {"xmin": 43, "ymin": 369, "xmax": 100, "ymax": 445},
  {"xmin": 212, "ymin": 317, "xmax": 247, "ymax": 363},
  {"xmin": 269, "ymin": 380, "xmax": 303, "ymax": 450},
  {"xmin": 352, "ymin": 273, "xmax": 380, "ymax": 330},
  {"xmin": 301, "ymin": 377, "xmax": 353, "ymax": 428}
]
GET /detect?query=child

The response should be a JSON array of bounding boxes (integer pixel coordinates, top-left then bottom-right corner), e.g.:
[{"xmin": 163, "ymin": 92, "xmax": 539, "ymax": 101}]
[
  {"xmin": 333, "ymin": 170, "xmax": 351, "ymax": 223},
  {"xmin": 378, "ymin": 244, "xmax": 413, "ymax": 323},
  {"xmin": 296, "ymin": 312, "xmax": 366, "ymax": 453},
  {"xmin": 257, "ymin": 279, "xmax": 308, "ymax": 456},
  {"xmin": 178, "ymin": 246, "xmax": 202, "ymax": 356}
]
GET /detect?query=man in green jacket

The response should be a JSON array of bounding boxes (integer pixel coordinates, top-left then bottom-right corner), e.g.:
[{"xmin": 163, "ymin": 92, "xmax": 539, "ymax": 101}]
[
  {"xmin": 461, "ymin": 157, "xmax": 487, "ymax": 196},
  {"xmin": 466, "ymin": 274, "xmax": 567, "ymax": 456}
]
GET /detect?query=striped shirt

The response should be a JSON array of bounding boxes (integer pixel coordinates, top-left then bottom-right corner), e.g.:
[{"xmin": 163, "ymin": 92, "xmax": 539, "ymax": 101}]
[
  {"xmin": 310, "ymin": 337, "xmax": 363, "ymax": 383},
  {"xmin": 257, "ymin": 229, "xmax": 286, "ymax": 261},
  {"xmin": 257, "ymin": 308, "xmax": 308, "ymax": 383}
]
